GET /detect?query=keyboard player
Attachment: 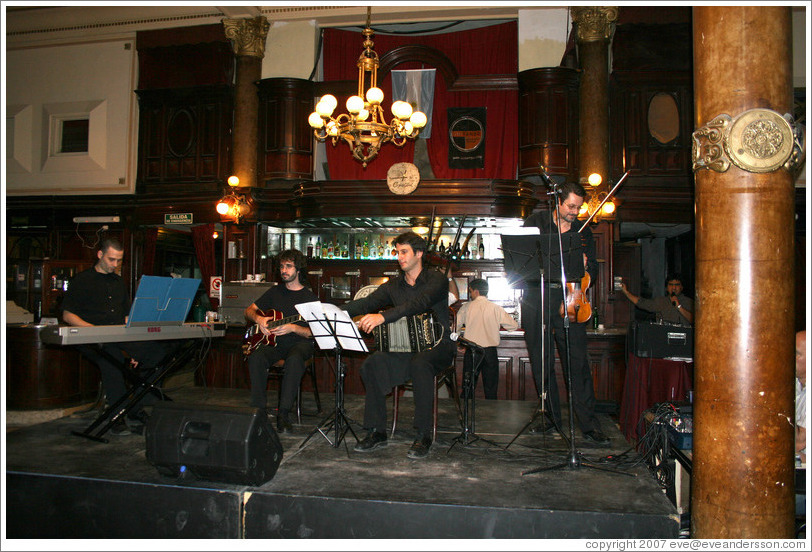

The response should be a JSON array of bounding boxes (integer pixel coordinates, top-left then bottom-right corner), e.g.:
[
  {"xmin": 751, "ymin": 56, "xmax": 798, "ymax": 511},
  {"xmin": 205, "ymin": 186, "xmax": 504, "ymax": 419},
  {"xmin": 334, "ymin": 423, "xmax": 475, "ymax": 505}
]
[{"xmin": 61, "ymin": 238, "xmax": 175, "ymax": 436}]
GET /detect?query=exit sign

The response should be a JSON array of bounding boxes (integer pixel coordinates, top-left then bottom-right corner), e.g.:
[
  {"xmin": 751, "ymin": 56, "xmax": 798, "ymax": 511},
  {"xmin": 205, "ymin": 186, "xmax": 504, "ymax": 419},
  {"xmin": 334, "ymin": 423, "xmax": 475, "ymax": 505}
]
[{"xmin": 164, "ymin": 213, "xmax": 193, "ymax": 225}]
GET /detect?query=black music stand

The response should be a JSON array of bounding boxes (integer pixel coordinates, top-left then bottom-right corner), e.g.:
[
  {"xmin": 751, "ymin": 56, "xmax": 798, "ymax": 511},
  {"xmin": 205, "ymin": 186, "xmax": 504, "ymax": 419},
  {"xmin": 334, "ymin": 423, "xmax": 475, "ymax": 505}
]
[
  {"xmin": 447, "ymin": 339, "xmax": 500, "ymax": 451},
  {"xmin": 296, "ymin": 301, "xmax": 367, "ymax": 450},
  {"xmin": 500, "ymin": 231, "xmax": 565, "ymax": 448}
]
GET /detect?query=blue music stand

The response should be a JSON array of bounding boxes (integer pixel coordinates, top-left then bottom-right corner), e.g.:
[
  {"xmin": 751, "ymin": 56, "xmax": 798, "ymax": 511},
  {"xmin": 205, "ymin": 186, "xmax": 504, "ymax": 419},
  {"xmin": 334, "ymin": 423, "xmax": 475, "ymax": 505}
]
[{"xmin": 127, "ymin": 276, "xmax": 200, "ymax": 327}]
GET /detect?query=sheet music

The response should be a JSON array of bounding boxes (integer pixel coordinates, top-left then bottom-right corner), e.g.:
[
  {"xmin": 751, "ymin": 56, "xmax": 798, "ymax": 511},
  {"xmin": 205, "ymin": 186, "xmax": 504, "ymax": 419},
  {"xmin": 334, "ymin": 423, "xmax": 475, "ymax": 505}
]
[{"xmin": 295, "ymin": 301, "xmax": 369, "ymax": 353}]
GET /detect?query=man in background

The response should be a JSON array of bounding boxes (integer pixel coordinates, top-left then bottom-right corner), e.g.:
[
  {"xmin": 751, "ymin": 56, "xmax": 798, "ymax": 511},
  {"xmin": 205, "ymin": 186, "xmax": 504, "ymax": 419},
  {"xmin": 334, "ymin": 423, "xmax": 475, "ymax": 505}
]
[{"xmin": 619, "ymin": 272, "xmax": 693, "ymax": 325}]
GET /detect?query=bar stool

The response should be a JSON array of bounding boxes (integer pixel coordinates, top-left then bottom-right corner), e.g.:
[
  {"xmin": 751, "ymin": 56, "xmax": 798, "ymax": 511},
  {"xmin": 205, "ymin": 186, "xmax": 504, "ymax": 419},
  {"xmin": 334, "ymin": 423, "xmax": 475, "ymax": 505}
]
[{"xmin": 268, "ymin": 355, "xmax": 321, "ymax": 423}]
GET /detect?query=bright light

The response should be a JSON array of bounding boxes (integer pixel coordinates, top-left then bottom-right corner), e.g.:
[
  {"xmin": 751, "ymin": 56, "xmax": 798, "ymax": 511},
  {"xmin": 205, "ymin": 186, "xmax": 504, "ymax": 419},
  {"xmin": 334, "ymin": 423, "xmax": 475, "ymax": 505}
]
[
  {"xmin": 320, "ymin": 94, "xmax": 338, "ymax": 111},
  {"xmin": 601, "ymin": 201, "xmax": 616, "ymax": 215},
  {"xmin": 588, "ymin": 173, "xmax": 602, "ymax": 187},
  {"xmin": 227, "ymin": 175, "xmax": 239, "ymax": 187},
  {"xmin": 412, "ymin": 226, "xmax": 429, "ymax": 235},
  {"xmin": 346, "ymin": 95, "xmax": 364, "ymax": 114},
  {"xmin": 212, "ymin": 231, "xmax": 220, "ymax": 239},
  {"xmin": 366, "ymin": 87, "xmax": 384, "ymax": 105},
  {"xmin": 216, "ymin": 201, "xmax": 230, "ymax": 215},
  {"xmin": 391, "ymin": 101, "xmax": 413, "ymax": 120},
  {"xmin": 410, "ymin": 111, "xmax": 427, "ymax": 128},
  {"xmin": 308, "ymin": 112, "xmax": 324, "ymax": 128}
]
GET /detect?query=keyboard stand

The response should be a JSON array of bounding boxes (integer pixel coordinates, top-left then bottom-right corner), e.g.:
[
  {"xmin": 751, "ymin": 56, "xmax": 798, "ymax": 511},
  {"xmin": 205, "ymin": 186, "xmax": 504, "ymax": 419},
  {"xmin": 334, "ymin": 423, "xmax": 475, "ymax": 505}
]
[{"xmin": 72, "ymin": 340, "xmax": 196, "ymax": 443}]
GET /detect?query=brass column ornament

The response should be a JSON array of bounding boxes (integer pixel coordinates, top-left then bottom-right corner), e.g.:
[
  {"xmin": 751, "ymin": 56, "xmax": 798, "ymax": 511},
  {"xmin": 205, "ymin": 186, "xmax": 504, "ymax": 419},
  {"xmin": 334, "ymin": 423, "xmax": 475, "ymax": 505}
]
[
  {"xmin": 693, "ymin": 109, "xmax": 805, "ymax": 174},
  {"xmin": 570, "ymin": 6, "xmax": 619, "ymax": 42},
  {"xmin": 223, "ymin": 16, "xmax": 270, "ymax": 58}
]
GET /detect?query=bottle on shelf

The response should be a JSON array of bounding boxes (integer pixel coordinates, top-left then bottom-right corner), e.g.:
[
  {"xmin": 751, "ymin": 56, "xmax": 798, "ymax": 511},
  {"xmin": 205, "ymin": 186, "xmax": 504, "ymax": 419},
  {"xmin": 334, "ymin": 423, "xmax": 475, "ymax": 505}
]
[
  {"xmin": 341, "ymin": 240, "xmax": 349, "ymax": 258},
  {"xmin": 438, "ymin": 240, "xmax": 446, "ymax": 255},
  {"xmin": 477, "ymin": 236, "xmax": 485, "ymax": 260},
  {"xmin": 362, "ymin": 237, "xmax": 370, "ymax": 259},
  {"xmin": 315, "ymin": 237, "xmax": 321, "ymax": 258},
  {"xmin": 355, "ymin": 237, "xmax": 363, "ymax": 259},
  {"xmin": 327, "ymin": 237, "xmax": 335, "ymax": 259},
  {"xmin": 307, "ymin": 237, "xmax": 314, "ymax": 258},
  {"xmin": 377, "ymin": 236, "xmax": 385, "ymax": 259},
  {"xmin": 322, "ymin": 238, "xmax": 329, "ymax": 258}
]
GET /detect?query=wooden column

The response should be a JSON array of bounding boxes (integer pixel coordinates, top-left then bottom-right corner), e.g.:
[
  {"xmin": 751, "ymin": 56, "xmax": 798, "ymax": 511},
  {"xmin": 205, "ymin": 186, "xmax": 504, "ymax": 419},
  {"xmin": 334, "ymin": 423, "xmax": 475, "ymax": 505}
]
[
  {"xmin": 691, "ymin": 6, "xmax": 797, "ymax": 538},
  {"xmin": 223, "ymin": 16, "xmax": 270, "ymax": 190}
]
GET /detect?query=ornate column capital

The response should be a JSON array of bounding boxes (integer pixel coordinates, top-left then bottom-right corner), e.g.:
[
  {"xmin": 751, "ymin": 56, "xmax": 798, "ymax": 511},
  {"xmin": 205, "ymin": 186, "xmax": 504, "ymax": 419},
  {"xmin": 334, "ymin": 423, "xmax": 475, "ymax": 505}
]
[
  {"xmin": 571, "ymin": 6, "xmax": 619, "ymax": 43},
  {"xmin": 223, "ymin": 16, "xmax": 270, "ymax": 58}
]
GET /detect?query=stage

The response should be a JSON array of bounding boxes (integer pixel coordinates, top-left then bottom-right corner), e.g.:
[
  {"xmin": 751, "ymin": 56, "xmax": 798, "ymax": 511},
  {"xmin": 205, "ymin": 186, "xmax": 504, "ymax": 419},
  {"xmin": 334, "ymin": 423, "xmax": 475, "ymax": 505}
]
[{"xmin": 5, "ymin": 384, "xmax": 679, "ymax": 539}]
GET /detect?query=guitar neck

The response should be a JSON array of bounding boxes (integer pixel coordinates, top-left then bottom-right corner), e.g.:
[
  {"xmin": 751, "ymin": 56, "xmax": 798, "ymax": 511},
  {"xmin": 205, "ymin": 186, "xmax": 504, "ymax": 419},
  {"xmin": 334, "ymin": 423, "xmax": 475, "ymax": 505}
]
[{"xmin": 267, "ymin": 314, "xmax": 302, "ymax": 329}]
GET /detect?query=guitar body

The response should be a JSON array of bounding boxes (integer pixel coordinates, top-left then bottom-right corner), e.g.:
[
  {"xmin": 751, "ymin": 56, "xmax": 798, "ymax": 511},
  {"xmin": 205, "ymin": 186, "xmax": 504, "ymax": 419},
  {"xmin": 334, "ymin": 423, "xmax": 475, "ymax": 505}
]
[
  {"xmin": 242, "ymin": 309, "xmax": 301, "ymax": 356},
  {"xmin": 559, "ymin": 273, "xmax": 593, "ymax": 324}
]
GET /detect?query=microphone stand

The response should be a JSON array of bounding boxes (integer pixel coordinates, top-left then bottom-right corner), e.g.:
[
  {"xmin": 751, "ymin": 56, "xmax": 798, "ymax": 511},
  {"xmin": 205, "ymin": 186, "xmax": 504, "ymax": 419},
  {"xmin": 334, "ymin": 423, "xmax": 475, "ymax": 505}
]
[
  {"xmin": 523, "ymin": 184, "xmax": 632, "ymax": 477},
  {"xmin": 448, "ymin": 337, "xmax": 500, "ymax": 452}
]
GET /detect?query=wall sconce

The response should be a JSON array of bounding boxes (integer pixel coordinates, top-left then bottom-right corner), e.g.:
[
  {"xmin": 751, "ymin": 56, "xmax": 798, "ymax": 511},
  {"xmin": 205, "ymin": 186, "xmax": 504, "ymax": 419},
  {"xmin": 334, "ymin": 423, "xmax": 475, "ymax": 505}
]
[
  {"xmin": 215, "ymin": 176, "xmax": 251, "ymax": 223},
  {"xmin": 579, "ymin": 171, "xmax": 629, "ymax": 224}
]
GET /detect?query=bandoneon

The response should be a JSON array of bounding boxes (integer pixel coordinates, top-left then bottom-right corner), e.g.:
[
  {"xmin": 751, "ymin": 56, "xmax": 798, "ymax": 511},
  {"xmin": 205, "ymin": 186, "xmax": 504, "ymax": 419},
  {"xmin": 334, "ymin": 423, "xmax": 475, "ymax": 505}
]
[{"xmin": 373, "ymin": 312, "xmax": 440, "ymax": 353}]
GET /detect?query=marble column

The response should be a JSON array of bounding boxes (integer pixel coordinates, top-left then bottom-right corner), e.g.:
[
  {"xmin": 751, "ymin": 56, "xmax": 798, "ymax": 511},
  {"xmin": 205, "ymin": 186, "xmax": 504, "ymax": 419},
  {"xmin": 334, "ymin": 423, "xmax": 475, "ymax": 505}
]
[
  {"xmin": 691, "ymin": 6, "xmax": 799, "ymax": 538},
  {"xmin": 223, "ymin": 16, "xmax": 270, "ymax": 191}
]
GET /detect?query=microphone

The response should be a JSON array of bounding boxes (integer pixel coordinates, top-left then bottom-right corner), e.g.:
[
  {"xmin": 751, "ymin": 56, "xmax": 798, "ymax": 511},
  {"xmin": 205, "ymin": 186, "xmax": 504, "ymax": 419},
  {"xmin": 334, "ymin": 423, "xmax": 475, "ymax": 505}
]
[
  {"xmin": 670, "ymin": 291, "xmax": 679, "ymax": 307},
  {"xmin": 450, "ymin": 332, "xmax": 483, "ymax": 351},
  {"xmin": 540, "ymin": 166, "xmax": 560, "ymax": 195}
]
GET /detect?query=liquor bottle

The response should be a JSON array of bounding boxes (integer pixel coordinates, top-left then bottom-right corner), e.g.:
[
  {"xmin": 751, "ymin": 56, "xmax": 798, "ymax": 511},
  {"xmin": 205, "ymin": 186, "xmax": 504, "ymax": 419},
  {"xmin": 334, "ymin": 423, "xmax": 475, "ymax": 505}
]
[
  {"xmin": 362, "ymin": 237, "xmax": 370, "ymax": 259},
  {"xmin": 438, "ymin": 240, "xmax": 446, "ymax": 255},
  {"xmin": 355, "ymin": 237, "xmax": 363, "ymax": 259},
  {"xmin": 593, "ymin": 309, "xmax": 600, "ymax": 330},
  {"xmin": 341, "ymin": 240, "xmax": 349, "ymax": 258},
  {"xmin": 306, "ymin": 237, "xmax": 314, "ymax": 258},
  {"xmin": 322, "ymin": 239, "xmax": 329, "ymax": 258},
  {"xmin": 377, "ymin": 236, "xmax": 385, "ymax": 259},
  {"xmin": 370, "ymin": 238, "xmax": 378, "ymax": 259},
  {"xmin": 327, "ymin": 239, "xmax": 334, "ymax": 259},
  {"xmin": 315, "ymin": 237, "xmax": 321, "ymax": 258},
  {"xmin": 391, "ymin": 242, "xmax": 397, "ymax": 258},
  {"xmin": 477, "ymin": 238, "xmax": 485, "ymax": 260}
]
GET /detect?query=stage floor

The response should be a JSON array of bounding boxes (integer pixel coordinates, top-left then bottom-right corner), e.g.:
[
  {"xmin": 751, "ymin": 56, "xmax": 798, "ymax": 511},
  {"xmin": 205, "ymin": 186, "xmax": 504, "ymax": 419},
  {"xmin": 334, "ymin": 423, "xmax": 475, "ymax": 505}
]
[{"xmin": 5, "ymin": 384, "xmax": 679, "ymax": 539}]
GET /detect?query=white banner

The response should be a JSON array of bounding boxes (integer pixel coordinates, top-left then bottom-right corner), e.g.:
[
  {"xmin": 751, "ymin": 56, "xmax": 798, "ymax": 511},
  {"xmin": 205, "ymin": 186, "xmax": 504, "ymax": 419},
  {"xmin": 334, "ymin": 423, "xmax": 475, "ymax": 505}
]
[{"xmin": 391, "ymin": 68, "xmax": 436, "ymax": 139}]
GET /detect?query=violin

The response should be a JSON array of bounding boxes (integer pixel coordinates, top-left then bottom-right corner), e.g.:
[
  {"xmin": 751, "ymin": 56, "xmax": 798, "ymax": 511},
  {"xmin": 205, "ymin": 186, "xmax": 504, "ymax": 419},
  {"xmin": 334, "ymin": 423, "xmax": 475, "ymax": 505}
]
[{"xmin": 559, "ymin": 272, "xmax": 593, "ymax": 323}]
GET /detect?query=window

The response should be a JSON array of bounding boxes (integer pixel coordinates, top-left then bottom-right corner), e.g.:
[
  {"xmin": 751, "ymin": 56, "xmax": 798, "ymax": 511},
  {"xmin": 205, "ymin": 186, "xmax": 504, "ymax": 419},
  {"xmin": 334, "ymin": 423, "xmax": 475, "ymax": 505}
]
[{"xmin": 59, "ymin": 119, "xmax": 89, "ymax": 153}]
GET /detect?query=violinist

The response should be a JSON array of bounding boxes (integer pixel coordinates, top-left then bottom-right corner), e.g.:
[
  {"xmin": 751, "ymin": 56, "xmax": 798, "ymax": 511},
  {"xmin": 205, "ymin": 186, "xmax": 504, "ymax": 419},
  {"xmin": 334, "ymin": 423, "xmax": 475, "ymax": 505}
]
[{"xmin": 520, "ymin": 181, "xmax": 610, "ymax": 447}]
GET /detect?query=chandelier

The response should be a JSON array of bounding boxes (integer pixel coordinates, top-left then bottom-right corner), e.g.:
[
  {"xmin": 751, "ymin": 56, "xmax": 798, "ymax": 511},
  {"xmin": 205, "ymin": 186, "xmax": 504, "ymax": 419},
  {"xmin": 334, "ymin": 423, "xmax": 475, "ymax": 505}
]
[{"xmin": 307, "ymin": 7, "xmax": 427, "ymax": 167}]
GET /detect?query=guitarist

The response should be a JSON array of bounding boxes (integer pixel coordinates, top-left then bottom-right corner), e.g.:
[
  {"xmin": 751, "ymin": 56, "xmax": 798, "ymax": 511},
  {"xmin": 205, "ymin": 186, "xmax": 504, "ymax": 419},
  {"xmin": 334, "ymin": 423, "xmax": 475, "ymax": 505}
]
[{"xmin": 245, "ymin": 249, "xmax": 318, "ymax": 434}]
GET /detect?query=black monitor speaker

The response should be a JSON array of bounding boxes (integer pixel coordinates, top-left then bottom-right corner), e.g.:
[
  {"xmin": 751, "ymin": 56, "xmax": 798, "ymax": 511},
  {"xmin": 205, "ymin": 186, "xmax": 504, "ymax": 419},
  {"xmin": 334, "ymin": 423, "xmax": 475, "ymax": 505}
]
[{"xmin": 145, "ymin": 402, "xmax": 283, "ymax": 486}]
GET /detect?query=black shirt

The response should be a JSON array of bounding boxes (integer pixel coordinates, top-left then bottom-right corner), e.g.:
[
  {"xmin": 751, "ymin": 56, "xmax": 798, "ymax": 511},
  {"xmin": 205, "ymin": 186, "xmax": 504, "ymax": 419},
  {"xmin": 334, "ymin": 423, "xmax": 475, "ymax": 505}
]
[
  {"xmin": 523, "ymin": 210, "xmax": 598, "ymax": 282},
  {"xmin": 61, "ymin": 267, "xmax": 130, "ymax": 325},
  {"xmin": 342, "ymin": 267, "xmax": 450, "ymax": 332},
  {"xmin": 253, "ymin": 284, "xmax": 318, "ymax": 349}
]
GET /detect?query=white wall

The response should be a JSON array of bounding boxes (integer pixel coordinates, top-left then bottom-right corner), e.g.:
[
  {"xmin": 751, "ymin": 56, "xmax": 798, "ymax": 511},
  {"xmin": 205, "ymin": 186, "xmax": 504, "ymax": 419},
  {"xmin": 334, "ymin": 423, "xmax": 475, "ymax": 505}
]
[
  {"xmin": 518, "ymin": 7, "xmax": 570, "ymax": 71},
  {"xmin": 5, "ymin": 38, "xmax": 138, "ymax": 195}
]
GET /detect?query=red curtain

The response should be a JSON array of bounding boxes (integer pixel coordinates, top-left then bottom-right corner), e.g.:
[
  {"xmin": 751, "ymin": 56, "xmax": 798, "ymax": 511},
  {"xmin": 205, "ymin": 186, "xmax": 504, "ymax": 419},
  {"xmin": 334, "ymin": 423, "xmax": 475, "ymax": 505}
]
[
  {"xmin": 323, "ymin": 22, "xmax": 518, "ymax": 181},
  {"xmin": 191, "ymin": 223, "xmax": 217, "ymax": 307},
  {"xmin": 142, "ymin": 227, "xmax": 158, "ymax": 276}
]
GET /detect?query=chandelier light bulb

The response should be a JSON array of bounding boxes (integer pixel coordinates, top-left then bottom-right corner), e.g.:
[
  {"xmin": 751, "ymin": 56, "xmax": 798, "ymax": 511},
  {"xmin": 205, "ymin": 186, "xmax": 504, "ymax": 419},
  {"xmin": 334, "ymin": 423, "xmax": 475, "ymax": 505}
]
[
  {"xmin": 410, "ymin": 111, "xmax": 427, "ymax": 128},
  {"xmin": 346, "ymin": 95, "xmax": 364, "ymax": 114},
  {"xmin": 326, "ymin": 121, "xmax": 339, "ymax": 136},
  {"xmin": 308, "ymin": 112, "xmax": 324, "ymax": 128},
  {"xmin": 357, "ymin": 108, "xmax": 370, "ymax": 122},
  {"xmin": 366, "ymin": 87, "xmax": 384, "ymax": 105},
  {"xmin": 391, "ymin": 101, "xmax": 413, "ymax": 120},
  {"xmin": 403, "ymin": 121, "xmax": 414, "ymax": 135},
  {"xmin": 227, "ymin": 175, "xmax": 239, "ymax": 187},
  {"xmin": 588, "ymin": 173, "xmax": 602, "ymax": 187},
  {"xmin": 579, "ymin": 203, "xmax": 590, "ymax": 217},
  {"xmin": 216, "ymin": 201, "xmax": 230, "ymax": 215},
  {"xmin": 316, "ymin": 99, "xmax": 334, "ymax": 118},
  {"xmin": 320, "ymin": 94, "xmax": 338, "ymax": 111},
  {"xmin": 602, "ymin": 201, "xmax": 616, "ymax": 215}
]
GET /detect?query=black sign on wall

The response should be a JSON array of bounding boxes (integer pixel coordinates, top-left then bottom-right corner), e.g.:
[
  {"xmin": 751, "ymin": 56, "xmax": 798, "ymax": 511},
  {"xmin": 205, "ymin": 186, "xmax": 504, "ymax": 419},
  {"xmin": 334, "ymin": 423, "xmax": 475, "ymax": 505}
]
[{"xmin": 447, "ymin": 107, "xmax": 486, "ymax": 169}]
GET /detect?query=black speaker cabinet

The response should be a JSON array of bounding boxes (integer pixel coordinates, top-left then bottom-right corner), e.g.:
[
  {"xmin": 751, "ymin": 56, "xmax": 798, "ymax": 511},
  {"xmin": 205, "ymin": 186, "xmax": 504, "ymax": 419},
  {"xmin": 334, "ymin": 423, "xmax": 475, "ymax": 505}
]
[
  {"xmin": 145, "ymin": 402, "xmax": 283, "ymax": 486},
  {"xmin": 631, "ymin": 321, "xmax": 693, "ymax": 360}
]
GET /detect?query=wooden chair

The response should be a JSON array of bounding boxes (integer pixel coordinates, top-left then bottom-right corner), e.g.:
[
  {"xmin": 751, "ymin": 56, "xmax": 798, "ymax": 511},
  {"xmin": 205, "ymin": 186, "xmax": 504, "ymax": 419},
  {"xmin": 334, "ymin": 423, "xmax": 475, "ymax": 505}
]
[
  {"xmin": 268, "ymin": 355, "xmax": 321, "ymax": 423},
  {"xmin": 390, "ymin": 308, "xmax": 463, "ymax": 440}
]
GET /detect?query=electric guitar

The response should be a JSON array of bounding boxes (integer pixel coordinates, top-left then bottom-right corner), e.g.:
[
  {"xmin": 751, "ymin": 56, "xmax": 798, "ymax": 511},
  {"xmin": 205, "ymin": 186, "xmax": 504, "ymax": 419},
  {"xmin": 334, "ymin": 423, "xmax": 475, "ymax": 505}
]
[{"xmin": 242, "ymin": 309, "xmax": 303, "ymax": 356}]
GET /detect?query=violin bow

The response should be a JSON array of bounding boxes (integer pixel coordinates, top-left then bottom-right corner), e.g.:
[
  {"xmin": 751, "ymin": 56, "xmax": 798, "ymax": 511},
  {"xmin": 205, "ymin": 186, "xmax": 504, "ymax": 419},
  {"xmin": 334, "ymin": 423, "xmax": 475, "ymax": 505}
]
[{"xmin": 425, "ymin": 207, "xmax": 437, "ymax": 251}]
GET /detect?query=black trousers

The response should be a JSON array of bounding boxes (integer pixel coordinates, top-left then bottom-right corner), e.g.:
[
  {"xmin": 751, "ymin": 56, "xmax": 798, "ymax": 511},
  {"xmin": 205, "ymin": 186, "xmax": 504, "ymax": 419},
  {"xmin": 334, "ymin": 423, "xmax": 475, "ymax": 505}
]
[
  {"xmin": 522, "ymin": 286, "xmax": 601, "ymax": 434},
  {"xmin": 248, "ymin": 339, "xmax": 314, "ymax": 415},
  {"xmin": 359, "ymin": 338, "xmax": 455, "ymax": 437},
  {"xmin": 77, "ymin": 340, "xmax": 175, "ymax": 415},
  {"xmin": 462, "ymin": 345, "xmax": 499, "ymax": 400}
]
